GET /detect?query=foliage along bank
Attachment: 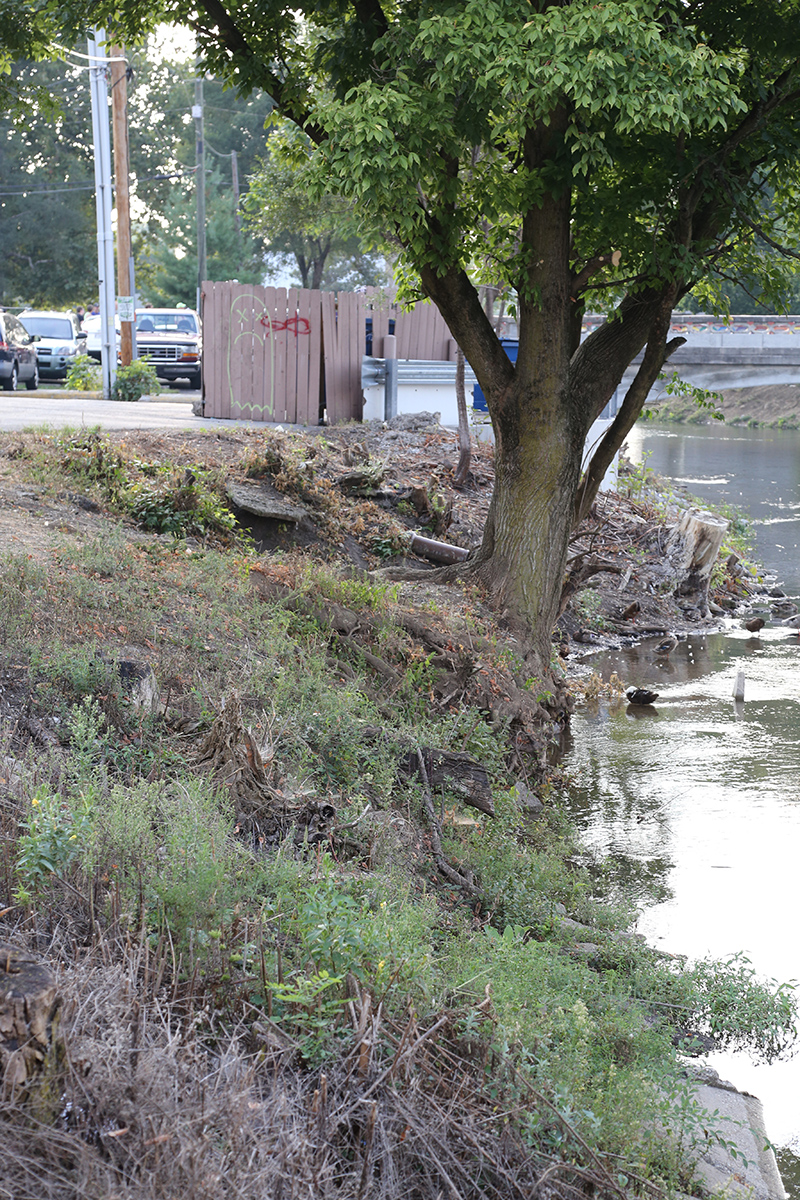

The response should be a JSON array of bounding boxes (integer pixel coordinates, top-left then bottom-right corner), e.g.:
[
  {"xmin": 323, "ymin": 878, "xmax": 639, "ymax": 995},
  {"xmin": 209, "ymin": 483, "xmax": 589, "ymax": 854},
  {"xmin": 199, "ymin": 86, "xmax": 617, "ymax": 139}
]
[{"xmin": 0, "ymin": 425, "xmax": 795, "ymax": 1197}]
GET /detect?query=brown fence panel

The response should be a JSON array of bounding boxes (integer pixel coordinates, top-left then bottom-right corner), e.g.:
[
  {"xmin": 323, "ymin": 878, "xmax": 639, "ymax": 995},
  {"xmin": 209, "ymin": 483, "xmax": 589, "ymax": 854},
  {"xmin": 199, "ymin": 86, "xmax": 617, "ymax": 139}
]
[
  {"xmin": 322, "ymin": 290, "xmax": 365, "ymax": 424},
  {"xmin": 203, "ymin": 283, "xmax": 323, "ymax": 422},
  {"xmin": 299, "ymin": 289, "xmax": 322, "ymax": 425}
]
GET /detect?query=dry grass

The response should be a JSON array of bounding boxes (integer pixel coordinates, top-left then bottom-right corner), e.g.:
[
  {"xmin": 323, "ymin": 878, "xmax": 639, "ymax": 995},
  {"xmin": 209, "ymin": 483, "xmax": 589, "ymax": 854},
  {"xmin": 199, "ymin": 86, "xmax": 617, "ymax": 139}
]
[{"xmin": 0, "ymin": 936, "xmax": 634, "ymax": 1200}]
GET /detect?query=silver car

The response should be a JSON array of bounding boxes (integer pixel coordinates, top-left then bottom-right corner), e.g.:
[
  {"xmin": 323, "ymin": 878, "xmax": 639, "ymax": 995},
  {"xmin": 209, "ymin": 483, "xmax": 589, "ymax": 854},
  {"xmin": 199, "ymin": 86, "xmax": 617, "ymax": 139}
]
[{"xmin": 18, "ymin": 310, "xmax": 87, "ymax": 380}]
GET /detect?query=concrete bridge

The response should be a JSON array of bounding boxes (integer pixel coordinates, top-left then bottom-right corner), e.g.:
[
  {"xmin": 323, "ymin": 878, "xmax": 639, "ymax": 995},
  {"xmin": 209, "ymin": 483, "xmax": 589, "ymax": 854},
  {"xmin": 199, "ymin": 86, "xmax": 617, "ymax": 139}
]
[{"xmin": 595, "ymin": 314, "xmax": 800, "ymax": 392}]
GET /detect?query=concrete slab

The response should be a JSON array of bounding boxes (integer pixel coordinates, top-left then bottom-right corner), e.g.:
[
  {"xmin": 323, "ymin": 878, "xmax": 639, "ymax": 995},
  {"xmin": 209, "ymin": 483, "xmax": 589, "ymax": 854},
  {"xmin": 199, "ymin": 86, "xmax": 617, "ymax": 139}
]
[{"xmin": 692, "ymin": 1071, "xmax": 787, "ymax": 1200}]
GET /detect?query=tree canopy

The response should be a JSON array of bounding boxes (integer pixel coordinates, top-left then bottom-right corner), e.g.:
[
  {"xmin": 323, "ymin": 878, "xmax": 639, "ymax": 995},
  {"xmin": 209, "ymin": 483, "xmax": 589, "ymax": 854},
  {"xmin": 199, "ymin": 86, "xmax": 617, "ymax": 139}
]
[
  {"xmin": 24, "ymin": 0, "xmax": 800, "ymax": 671},
  {"xmin": 244, "ymin": 120, "xmax": 389, "ymax": 291}
]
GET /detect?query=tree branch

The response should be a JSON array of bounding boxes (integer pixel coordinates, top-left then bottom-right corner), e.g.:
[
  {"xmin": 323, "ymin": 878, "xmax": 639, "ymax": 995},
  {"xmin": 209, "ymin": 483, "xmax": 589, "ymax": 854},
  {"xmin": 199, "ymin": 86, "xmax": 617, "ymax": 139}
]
[
  {"xmin": 193, "ymin": 0, "xmax": 323, "ymax": 141},
  {"xmin": 570, "ymin": 250, "xmax": 621, "ymax": 299},
  {"xmin": 573, "ymin": 307, "xmax": 682, "ymax": 526}
]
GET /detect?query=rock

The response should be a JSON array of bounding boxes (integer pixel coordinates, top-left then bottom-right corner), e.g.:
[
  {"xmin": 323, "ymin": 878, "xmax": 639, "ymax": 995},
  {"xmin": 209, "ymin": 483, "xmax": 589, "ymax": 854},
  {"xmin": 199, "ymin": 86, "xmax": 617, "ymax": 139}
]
[
  {"xmin": 513, "ymin": 783, "xmax": 544, "ymax": 815},
  {"xmin": 116, "ymin": 659, "xmax": 159, "ymax": 713},
  {"xmin": 226, "ymin": 480, "xmax": 309, "ymax": 524},
  {"xmin": 386, "ymin": 412, "xmax": 441, "ymax": 431}
]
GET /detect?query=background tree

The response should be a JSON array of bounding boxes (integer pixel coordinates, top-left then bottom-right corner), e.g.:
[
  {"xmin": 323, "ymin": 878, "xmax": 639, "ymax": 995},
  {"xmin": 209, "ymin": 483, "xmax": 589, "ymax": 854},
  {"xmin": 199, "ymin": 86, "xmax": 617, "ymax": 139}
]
[
  {"xmin": 52, "ymin": 0, "xmax": 800, "ymax": 684},
  {"xmin": 0, "ymin": 57, "xmax": 97, "ymax": 306},
  {"xmin": 135, "ymin": 167, "xmax": 264, "ymax": 306},
  {"xmin": 0, "ymin": 42, "xmax": 273, "ymax": 308},
  {"xmin": 245, "ymin": 120, "xmax": 389, "ymax": 291}
]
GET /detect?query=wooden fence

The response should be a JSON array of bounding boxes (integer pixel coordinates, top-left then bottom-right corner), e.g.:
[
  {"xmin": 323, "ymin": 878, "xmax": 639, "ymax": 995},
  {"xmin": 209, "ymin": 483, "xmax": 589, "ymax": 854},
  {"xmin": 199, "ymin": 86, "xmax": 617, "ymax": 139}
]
[{"xmin": 202, "ymin": 282, "xmax": 455, "ymax": 424}]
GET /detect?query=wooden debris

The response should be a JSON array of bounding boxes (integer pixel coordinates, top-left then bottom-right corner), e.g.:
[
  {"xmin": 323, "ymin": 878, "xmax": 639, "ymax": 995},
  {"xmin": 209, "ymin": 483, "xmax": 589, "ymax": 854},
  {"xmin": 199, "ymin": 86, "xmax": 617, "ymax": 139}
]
[
  {"xmin": 400, "ymin": 746, "xmax": 494, "ymax": 816},
  {"xmin": 0, "ymin": 945, "xmax": 60, "ymax": 1093}
]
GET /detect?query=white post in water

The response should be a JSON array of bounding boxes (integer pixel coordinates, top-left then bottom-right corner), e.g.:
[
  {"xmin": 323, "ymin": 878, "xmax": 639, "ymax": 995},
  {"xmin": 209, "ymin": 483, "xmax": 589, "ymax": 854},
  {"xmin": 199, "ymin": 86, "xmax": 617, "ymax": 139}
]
[{"xmin": 732, "ymin": 669, "xmax": 746, "ymax": 701}]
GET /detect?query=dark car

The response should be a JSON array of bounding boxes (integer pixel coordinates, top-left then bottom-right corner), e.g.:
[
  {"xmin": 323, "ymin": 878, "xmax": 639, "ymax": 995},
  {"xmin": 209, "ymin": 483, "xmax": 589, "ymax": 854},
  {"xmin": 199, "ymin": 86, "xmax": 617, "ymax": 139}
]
[
  {"xmin": 135, "ymin": 308, "xmax": 202, "ymax": 388},
  {"xmin": 0, "ymin": 311, "xmax": 39, "ymax": 391}
]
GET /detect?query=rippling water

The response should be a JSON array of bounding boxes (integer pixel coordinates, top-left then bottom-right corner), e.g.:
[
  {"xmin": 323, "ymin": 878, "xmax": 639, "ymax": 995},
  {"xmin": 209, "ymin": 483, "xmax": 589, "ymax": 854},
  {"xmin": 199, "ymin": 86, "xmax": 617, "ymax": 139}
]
[{"xmin": 562, "ymin": 423, "xmax": 800, "ymax": 1186}]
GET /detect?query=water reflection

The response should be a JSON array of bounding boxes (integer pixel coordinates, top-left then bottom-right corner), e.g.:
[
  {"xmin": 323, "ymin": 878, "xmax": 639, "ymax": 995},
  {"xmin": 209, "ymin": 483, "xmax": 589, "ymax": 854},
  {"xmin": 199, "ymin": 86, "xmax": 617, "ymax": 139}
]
[{"xmin": 563, "ymin": 423, "xmax": 800, "ymax": 1179}]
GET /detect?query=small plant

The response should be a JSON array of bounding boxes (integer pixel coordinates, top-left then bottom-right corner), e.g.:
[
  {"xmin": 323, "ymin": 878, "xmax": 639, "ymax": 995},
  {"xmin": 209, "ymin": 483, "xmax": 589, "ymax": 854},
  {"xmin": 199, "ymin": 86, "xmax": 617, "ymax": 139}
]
[
  {"xmin": 15, "ymin": 786, "xmax": 94, "ymax": 902},
  {"xmin": 58, "ymin": 428, "xmax": 127, "ymax": 493},
  {"xmin": 64, "ymin": 354, "xmax": 102, "ymax": 391},
  {"xmin": 125, "ymin": 468, "xmax": 238, "ymax": 539},
  {"xmin": 111, "ymin": 359, "xmax": 160, "ymax": 402}
]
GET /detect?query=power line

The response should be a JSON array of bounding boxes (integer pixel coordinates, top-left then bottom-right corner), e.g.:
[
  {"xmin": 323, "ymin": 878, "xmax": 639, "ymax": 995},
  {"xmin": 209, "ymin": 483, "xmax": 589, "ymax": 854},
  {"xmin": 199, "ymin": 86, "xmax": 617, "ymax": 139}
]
[{"xmin": 0, "ymin": 166, "xmax": 198, "ymax": 197}]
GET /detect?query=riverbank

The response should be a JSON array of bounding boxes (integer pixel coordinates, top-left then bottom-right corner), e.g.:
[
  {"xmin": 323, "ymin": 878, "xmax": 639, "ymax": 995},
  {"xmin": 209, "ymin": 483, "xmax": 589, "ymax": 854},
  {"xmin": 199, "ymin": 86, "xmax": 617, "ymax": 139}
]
[
  {"xmin": 0, "ymin": 423, "xmax": 793, "ymax": 1198},
  {"xmin": 647, "ymin": 383, "xmax": 800, "ymax": 428}
]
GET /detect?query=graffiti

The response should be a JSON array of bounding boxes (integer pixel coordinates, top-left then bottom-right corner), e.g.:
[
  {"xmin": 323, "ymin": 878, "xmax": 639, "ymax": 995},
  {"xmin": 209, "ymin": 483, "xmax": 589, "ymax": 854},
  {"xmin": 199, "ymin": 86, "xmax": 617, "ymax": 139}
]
[{"xmin": 259, "ymin": 314, "xmax": 311, "ymax": 337}]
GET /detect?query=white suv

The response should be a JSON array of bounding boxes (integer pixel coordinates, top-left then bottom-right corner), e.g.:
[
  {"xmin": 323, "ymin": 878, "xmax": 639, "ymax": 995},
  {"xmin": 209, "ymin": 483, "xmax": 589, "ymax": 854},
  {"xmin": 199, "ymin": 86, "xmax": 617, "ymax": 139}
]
[{"xmin": 18, "ymin": 310, "xmax": 87, "ymax": 380}]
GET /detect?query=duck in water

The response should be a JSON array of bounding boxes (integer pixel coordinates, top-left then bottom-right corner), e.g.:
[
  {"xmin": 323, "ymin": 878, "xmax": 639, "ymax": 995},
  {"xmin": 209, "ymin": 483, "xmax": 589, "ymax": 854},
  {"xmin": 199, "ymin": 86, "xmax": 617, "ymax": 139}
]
[
  {"xmin": 626, "ymin": 687, "xmax": 659, "ymax": 706},
  {"xmin": 654, "ymin": 633, "xmax": 678, "ymax": 657}
]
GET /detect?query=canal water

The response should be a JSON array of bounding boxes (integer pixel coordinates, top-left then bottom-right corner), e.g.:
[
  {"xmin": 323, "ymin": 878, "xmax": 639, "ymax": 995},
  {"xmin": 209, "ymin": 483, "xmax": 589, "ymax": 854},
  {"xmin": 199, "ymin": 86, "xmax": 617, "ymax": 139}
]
[{"xmin": 562, "ymin": 422, "xmax": 800, "ymax": 1187}]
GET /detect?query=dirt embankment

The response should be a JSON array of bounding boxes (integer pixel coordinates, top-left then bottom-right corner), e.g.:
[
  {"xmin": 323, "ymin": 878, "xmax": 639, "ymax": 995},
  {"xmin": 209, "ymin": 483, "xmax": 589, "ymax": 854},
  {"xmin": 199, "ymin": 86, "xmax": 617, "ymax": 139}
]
[{"xmin": 650, "ymin": 383, "xmax": 800, "ymax": 428}]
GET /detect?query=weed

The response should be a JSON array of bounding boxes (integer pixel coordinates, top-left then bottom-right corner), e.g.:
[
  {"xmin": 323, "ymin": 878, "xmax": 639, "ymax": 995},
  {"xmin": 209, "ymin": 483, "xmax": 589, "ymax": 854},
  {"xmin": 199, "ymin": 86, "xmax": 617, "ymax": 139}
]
[
  {"xmin": 125, "ymin": 468, "xmax": 238, "ymax": 540},
  {"xmin": 64, "ymin": 354, "xmax": 102, "ymax": 391},
  {"xmin": 111, "ymin": 359, "xmax": 160, "ymax": 402},
  {"xmin": 15, "ymin": 785, "xmax": 94, "ymax": 903}
]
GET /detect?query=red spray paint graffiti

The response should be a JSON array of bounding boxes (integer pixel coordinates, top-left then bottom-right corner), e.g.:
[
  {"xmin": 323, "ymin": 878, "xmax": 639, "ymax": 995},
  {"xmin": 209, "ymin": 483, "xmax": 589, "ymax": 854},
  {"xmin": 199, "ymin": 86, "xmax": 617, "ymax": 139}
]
[{"xmin": 259, "ymin": 315, "xmax": 311, "ymax": 337}]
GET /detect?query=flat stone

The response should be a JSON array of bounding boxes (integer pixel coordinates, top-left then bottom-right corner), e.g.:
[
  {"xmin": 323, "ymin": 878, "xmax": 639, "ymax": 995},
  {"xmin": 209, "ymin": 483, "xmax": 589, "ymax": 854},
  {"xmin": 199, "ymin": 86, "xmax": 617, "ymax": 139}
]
[
  {"xmin": 690, "ymin": 1077, "xmax": 787, "ymax": 1200},
  {"xmin": 226, "ymin": 481, "xmax": 308, "ymax": 524}
]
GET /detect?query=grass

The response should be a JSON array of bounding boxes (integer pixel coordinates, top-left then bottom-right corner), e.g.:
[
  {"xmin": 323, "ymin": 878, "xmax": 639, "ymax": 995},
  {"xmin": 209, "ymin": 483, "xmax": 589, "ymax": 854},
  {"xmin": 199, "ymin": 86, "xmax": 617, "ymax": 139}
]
[{"xmin": 0, "ymin": 427, "xmax": 796, "ymax": 1198}]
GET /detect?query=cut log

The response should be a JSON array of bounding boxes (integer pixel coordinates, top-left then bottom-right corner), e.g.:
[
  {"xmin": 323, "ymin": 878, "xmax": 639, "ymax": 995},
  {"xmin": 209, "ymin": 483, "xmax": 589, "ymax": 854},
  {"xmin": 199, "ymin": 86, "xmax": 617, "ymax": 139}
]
[
  {"xmin": 669, "ymin": 508, "xmax": 729, "ymax": 614},
  {"xmin": 408, "ymin": 532, "xmax": 469, "ymax": 565},
  {"xmin": 0, "ymin": 945, "xmax": 60, "ymax": 1093},
  {"xmin": 399, "ymin": 746, "xmax": 494, "ymax": 816}
]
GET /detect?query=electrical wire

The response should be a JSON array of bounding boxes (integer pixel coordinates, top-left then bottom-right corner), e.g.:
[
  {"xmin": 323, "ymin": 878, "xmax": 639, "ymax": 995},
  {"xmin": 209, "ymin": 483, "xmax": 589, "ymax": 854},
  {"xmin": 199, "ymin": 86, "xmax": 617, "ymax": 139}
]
[{"xmin": 0, "ymin": 166, "xmax": 197, "ymax": 198}]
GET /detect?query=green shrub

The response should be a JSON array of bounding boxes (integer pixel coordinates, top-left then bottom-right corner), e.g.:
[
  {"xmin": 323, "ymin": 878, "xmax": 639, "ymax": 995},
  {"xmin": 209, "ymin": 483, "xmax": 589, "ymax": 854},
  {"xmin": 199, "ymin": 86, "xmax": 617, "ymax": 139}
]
[
  {"xmin": 111, "ymin": 359, "xmax": 160, "ymax": 402},
  {"xmin": 125, "ymin": 469, "xmax": 237, "ymax": 539},
  {"xmin": 65, "ymin": 354, "xmax": 102, "ymax": 391}
]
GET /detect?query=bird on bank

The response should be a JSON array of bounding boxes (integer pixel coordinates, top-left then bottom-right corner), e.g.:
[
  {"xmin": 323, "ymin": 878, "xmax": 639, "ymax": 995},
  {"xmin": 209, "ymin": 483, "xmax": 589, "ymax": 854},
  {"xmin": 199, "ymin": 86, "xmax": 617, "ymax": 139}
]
[
  {"xmin": 780, "ymin": 614, "xmax": 800, "ymax": 633},
  {"xmin": 744, "ymin": 617, "xmax": 765, "ymax": 633},
  {"xmin": 654, "ymin": 633, "xmax": 679, "ymax": 657},
  {"xmin": 626, "ymin": 687, "xmax": 659, "ymax": 706}
]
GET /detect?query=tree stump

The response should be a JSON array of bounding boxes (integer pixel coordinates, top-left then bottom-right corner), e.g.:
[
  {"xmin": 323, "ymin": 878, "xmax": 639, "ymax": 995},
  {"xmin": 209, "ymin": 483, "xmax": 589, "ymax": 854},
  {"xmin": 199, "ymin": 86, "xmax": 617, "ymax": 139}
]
[
  {"xmin": 0, "ymin": 945, "xmax": 60, "ymax": 1093},
  {"xmin": 669, "ymin": 508, "xmax": 729, "ymax": 614}
]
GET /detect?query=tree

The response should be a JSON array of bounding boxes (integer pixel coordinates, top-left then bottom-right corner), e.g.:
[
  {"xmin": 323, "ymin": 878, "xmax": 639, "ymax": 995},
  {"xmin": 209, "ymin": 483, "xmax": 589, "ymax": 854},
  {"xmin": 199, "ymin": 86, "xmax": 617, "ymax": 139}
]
[
  {"xmin": 0, "ymin": 41, "xmax": 273, "ymax": 308},
  {"xmin": 245, "ymin": 120, "xmax": 389, "ymax": 290},
  {"xmin": 0, "ymin": 57, "xmax": 98, "ymax": 306},
  {"xmin": 135, "ymin": 168, "xmax": 264, "ymax": 307},
  {"xmin": 51, "ymin": 0, "xmax": 800, "ymax": 678}
]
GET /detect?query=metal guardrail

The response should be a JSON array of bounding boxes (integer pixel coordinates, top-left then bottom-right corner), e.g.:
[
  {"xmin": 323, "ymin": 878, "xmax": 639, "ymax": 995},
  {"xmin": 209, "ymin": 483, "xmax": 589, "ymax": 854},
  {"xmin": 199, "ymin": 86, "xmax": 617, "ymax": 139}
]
[{"xmin": 361, "ymin": 357, "xmax": 477, "ymax": 389}]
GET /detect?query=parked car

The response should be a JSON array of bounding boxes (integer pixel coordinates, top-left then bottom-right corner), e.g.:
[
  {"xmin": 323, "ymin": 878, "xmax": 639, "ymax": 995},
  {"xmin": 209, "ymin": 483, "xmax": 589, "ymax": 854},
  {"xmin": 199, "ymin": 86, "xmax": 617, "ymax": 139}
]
[
  {"xmin": 0, "ymin": 310, "xmax": 39, "ymax": 391},
  {"xmin": 17, "ymin": 310, "xmax": 86, "ymax": 380},
  {"xmin": 135, "ymin": 308, "xmax": 202, "ymax": 388},
  {"xmin": 83, "ymin": 313, "xmax": 121, "ymax": 362}
]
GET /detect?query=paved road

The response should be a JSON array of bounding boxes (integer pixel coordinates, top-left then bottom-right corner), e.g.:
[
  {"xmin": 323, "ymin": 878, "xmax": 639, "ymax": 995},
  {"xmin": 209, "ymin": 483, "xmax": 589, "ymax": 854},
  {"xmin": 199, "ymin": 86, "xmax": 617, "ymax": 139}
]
[{"xmin": 0, "ymin": 390, "xmax": 267, "ymax": 433}]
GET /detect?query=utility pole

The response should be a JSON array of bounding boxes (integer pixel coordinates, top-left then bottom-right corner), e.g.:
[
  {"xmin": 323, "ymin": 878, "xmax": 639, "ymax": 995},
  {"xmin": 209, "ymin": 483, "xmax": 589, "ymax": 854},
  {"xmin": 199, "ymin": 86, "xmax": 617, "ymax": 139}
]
[
  {"xmin": 87, "ymin": 29, "xmax": 117, "ymax": 399},
  {"xmin": 231, "ymin": 149, "xmax": 240, "ymax": 236},
  {"xmin": 193, "ymin": 72, "xmax": 206, "ymax": 312},
  {"xmin": 110, "ymin": 44, "xmax": 135, "ymax": 366}
]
